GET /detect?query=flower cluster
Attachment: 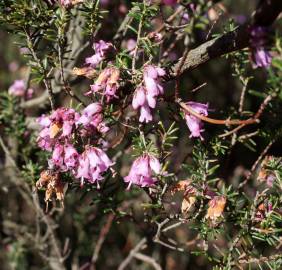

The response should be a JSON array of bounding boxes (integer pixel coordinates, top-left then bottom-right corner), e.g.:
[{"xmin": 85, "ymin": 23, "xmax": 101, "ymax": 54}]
[
  {"xmin": 183, "ymin": 101, "xmax": 209, "ymax": 140},
  {"xmin": 249, "ymin": 26, "xmax": 272, "ymax": 68},
  {"xmin": 132, "ymin": 65, "xmax": 166, "ymax": 123},
  {"xmin": 37, "ymin": 104, "xmax": 112, "ymax": 186},
  {"xmin": 124, "ymin": 154, "xmax": 161, "ymax": 189},
  {"xmin": 85, "ymin": 40, "xmax": 115, "ymax": 69},
  {"xmin": 88, "ymin": 67, "xmax": 120, "ymax": 102}
]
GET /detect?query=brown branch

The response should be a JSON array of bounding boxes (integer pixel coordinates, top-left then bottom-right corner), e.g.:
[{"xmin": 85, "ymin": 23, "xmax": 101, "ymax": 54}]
[
  {"xmin": 179, "ymin": 101, "xmax": 259, "ymax": 126},
  {"xmin": 169, "ymin": 0, "xmax": 282, "ymax": 78},
  {"xmin": 91, "ymin": 213, "xmax": 115, "ymax": 267},
  {"xmin": 118, "ymin": 238, "xmax": 147, "ymax": 270}
]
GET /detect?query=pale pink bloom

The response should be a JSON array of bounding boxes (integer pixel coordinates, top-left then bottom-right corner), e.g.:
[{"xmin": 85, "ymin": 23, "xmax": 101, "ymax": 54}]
[
  {"xmin": 37, "ymin": 128, "xmax": 53, "ymax": 151},
  {"xmin": 139, "ymin": 103, "xmax": 153, "ymax": 123},
  {"xmin": 132, "ymin": 86, "xmax": 153, "ymax": 123},
  {"xmin": 77, "ymin": 103, "xmax": 109, "ymax": 134},
  {"xmin": 51, "ymin": 144, "xmax": 65, "ymax": 170},
  {"xmin": 143, "ymin": 65, "xmax": 165, "ymax": 98},
  {"xmin": 37, "ymin": 108, "xmax": 80, "ymax": 150},
  {"xmin": 76, "ymin": 146, "xmax": 113, "ymax": 187},
  {"xmin": 251, "ymin": 48, "xmax": 272, "ymax": 69},
  {"xmin": 50, "ymin": 108, "xmax": 80, "ymax": 137},
  {"xmin": 77, "ymin": 103, "xmax": 102, "ymax": 126},
  {"xmin": 132, "ymin": 86, "xmax": 146, "ymax": 110},
  {"xmin": 64, "ymin": 144, "xmax": 79, "ymax": 170},
  {"xmin": 8, "ymin": 80, "xmax": 26, "ymax": 97},
  {"xmin": 250, "ymin": 26, "xmax": 272, "ymax": 68},
  {"xmin": 126, "ymin": 39, "xmax": 137, "ymax": 52},
  {"xmin": 60, "ymin": 0, "xmax": 71, "ymax": 6},
  {"xmin": 184, "ymin": 101, "xmax": 208, "ymax": 140},
  {"xmin": 124, "ymin": 154, "xmax": 161, "ymax": 189},
  {"xmin": 132, "ymin": 65, "xmax": 165, "ymax": 123},
  {"xmin": 85, "ymin": 40, "xmax": 115, "ymax": 68}
]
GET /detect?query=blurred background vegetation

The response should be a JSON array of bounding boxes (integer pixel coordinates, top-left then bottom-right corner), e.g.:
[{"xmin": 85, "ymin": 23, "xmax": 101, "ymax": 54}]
[{"xmin": 0, "ymin": 0, "xmax": 282, "ymax": 269}]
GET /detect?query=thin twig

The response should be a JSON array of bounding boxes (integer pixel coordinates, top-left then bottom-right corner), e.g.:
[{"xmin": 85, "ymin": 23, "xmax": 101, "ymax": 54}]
[
  {"xmin": 91, "ymin": 213, "xmax": 115, "ymax": 266},
  {"xmin": 118, "ymin": 238, "xmax": 147, "ymax": 270},
  {"xmin": 133, "ymin": 253, "xmax": 162, "ymax": 270},
  {"xmin": 179, "ymin": 101, "xmax": 259, "ymax": 126}
]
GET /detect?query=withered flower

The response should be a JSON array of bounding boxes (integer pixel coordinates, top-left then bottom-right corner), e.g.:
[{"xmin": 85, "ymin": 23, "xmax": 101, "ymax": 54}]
[
  {"xmin": 255, "ymin": 201, "xmax": 273, "ymax": 222},
  {"xmin": 206, "ymin": 196, "xmax": 226, "ymax": 221},
  {"xmin": 257, "ymin": 156, "xmax": 276, "ymax": 187},
  {"xmin": 36, "ymin": 170, "xmax": 65, "ymax": 209},
  {"xmin": 72, "ymin": 67, "xmax": 97, "ymax": 79},
  {"xmin": 165, "ymin": 180, "xmax": 198, "ymax": 216}
]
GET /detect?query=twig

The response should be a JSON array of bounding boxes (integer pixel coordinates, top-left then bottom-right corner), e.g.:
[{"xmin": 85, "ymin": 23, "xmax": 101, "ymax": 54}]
[
  {"xmin": 118, "ymin": 238, "xmax": 147, "ymax": 270},
  {"xmin": 179, "ymin": 101, "xmax": 259, "ymax": 126},
  {"xmin": 169, "ymin": 0, "xmax": 282, "ymax": 79},
  {"xmin": 175, "ymin": 48, "xmax": 189, "ymax": 100},
  {"xmin": 132, "ymin": 0, "xmax": 145, "ymax": 72},
  {"xmin": 24, "ymin": 29, "xmax": 56, "ymax": 110},
  {"xmin": 239, "ymin": 77, "xmax": 249, "ymax": 114},
  {"xmin": 91, "ymin": 213, "xmax": 115, "ymax": 266},
  {"xmin": 133, "ymin": 253, "xmax": 162, "ymax": 270}
]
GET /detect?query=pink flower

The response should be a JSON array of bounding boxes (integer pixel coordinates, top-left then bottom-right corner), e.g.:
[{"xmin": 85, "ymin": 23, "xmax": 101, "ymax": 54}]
[
  {"xmin": 132, "ymin": 87, "xmax": 153, "ymax": 123},
  {"xmin": 50, "ymin": 108, "xmax": 80, "ymax": 137},
  {"xmin": 251, "ymin": 48, "xmax": 272, "ymax": 69},
  {"xmin": 88, "ymin": 67, "xmax": 120, "ymax": 102},
  {"xmin": 126, "ymin": 39, "xmax": 137, "ymax": 52},
  {"xmin": 77, "ymin": 103, "xmax": 109, "ymax": 134},
  {"xmin": 50, "ymin": 143, "xmax": 79, "ymax": 172},
  {"xmin": 85, "ymin": 40, "xmax": 115, "ymax": 68},
  {"xmin": 249, "ymin": 26, "xmax": 272, "ymax": 68},
  {"xmin": 37, "ymin": 108, "xmax": 80, "ymax": 150},
  {"xmin": 124, "ymin": 154, "xmax": 161, "ymax": 189},
  {"xmin": 143, "ymin": 65, "xmax": 165, "ymax": 99},
  {"xmin": 75, "ymin": 146, "xmax": 113, "ymax": 187},
  {"xmin": 184, "ymin": 101, "xmax": 208, "ymax": 140},
  {"xmin": 132, "ymin": 65, "xmax": 165, "ymax": 123},
  {"xmin": 64, "ymin": 144, "xmax": 79, "ymax": 170},
  {"xmin": 60, "ymin": 0, "xmax": 71, "ymax": 6},
  {"xmin": 51, "ymin": 143, "xmax": 65, "ymax": 170},
  {"xmin": 8, "ymin": 80, "xmax": 26, "ymax": 97}
]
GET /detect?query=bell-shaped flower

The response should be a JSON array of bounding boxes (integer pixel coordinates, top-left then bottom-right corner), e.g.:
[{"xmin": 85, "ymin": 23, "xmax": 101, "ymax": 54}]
[
  {"xmin": 143, "ymin": 65, "xmax": 165, "ymax": 98},
  {"xmin": 132, "ymin": 65, "xmax": 166, "ymax": 124},
  {"xmin": 77, "ymin": 103, "xmax": 109, "ymax": 134},
  {"xmin": 249, "ymin": 26, "xmax": 272, "ymax": 68},
  {"xmin": 184, "ymin": 101, "xmax": 208, "ymax": 140},
  {"xmin": 85, "ymin": 40, "xmax": 115, "ymax": 68},
  {"xmin": 124, "ymin": 154, "xmax": 161, "ymax": 189},
  {"xmin": 37, "ymin": 108, "xmax": 80, "ymax": 150},
  {"xmin": 75, "ymin": 146, "xmax": 113, "ymax": 187},
  {"xmin": 206, "ymin": 196, "xmax": 226, "ymax": 221},
  {"xmin": 50, "ymin": 143, "xmax": 79, "ymax": 172}
]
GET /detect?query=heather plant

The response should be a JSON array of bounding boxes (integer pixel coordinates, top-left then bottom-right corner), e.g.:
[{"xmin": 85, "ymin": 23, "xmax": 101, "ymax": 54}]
[{"xmin": 0, "ymin": 1, "xmax": 282, "ymax": 269}]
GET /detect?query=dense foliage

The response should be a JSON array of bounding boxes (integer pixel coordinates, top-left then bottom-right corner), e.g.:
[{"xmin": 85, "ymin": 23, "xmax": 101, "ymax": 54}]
[{"xmin": 0, "ymin": 1, "xmax": 282, "ymax": 269}]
